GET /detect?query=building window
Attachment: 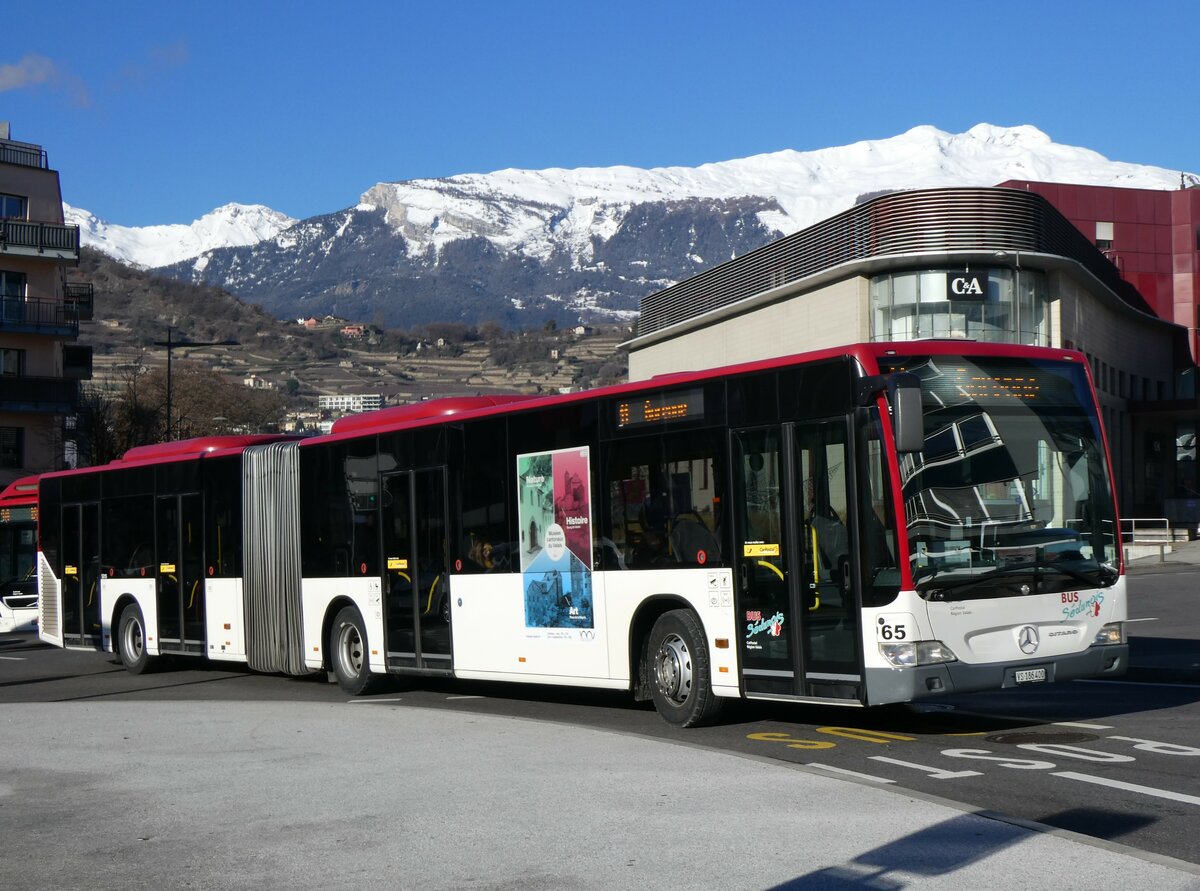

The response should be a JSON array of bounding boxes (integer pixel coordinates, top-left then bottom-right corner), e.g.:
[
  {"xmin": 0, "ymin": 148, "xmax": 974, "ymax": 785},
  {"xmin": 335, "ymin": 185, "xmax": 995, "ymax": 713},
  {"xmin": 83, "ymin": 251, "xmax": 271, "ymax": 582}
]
[
  {"xmin": 0, "ymin": 427, "xmax": 23, "ymax": 469},
  {"xmin": 0, "ymin": 270, "xmax": 26, "ymax": 299},
  {"xmin": 870, "ymin": 268, "xmax": 1048, "ymax": 346},
  {"xmin": 1096, "ymin": 221, "xmax": 1114, "ymax": 251},
  {"xmin": 0, "ymin": 194, "xmax": 27, "ymax": 220},
  {"xmin": 0, "ymin": 348, "xmax": 24, "ymax": 376}
]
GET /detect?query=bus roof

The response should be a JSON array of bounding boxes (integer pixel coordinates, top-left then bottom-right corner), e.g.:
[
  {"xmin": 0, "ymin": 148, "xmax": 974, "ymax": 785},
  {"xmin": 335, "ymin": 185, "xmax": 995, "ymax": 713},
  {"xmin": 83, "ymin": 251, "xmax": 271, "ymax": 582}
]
[
  {"xmin": 116, "ymin": 434, "xmax": 301, "ymax": 465},
  {"xmin": 38, "ymin": 341, "xmax": 1088, "ymax": 473},
  {"xmin": 307, "ymin": 340, "xmax": 1086, "ymax": 445},
  {"xmin": 0, "ymin": 475, "xmax": 39, "ymax": 506},
  {"xmin": 39, "ymin": 434, "xmax": 303, "ymax": 483},
  {"xmin": 329, "ymin": 394, "xmax": 538, "ymax": 435}
]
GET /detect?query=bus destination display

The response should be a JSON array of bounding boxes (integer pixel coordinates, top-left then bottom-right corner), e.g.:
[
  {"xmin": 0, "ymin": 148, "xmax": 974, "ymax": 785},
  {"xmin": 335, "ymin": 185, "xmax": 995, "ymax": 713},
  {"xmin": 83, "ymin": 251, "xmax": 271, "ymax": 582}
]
[
  {"xmin": 0, "ymin": 506, "xmax": 36, "ymax": 524},
  {"xmin": 879, "ymin": 357, "xmax": 1083, "ymax": 408},
  {"xmin": 616, "ymin": 388, "xmax": 705, "ymax": 429}
]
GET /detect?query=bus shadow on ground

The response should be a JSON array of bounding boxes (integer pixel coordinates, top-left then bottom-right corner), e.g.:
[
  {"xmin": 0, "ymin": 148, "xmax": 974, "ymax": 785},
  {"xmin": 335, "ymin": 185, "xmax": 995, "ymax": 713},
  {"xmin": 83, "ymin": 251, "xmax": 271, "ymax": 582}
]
[
  {"xmin": 766, "ymin": 808, "xmax": 1155, "ymax": 890},
  {"xmin": 0, "ymin": 632, "xmax": 53, "ymax": 653}
]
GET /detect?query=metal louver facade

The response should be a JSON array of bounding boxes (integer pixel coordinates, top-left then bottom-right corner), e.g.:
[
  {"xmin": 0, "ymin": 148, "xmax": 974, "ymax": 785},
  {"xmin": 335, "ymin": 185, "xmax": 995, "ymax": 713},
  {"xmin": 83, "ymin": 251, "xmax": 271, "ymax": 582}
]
[{"xmin": 637, "ymin": 187, "xmax": 1138, "ymax": 336}]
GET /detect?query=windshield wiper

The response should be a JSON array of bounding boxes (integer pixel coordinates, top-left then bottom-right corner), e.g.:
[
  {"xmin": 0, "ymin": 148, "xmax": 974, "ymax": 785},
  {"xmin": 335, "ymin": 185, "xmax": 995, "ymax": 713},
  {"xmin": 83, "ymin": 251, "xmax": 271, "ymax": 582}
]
[{"xmin": 923, "ymin": 559, "xmax": 1116, "ymax": 594}]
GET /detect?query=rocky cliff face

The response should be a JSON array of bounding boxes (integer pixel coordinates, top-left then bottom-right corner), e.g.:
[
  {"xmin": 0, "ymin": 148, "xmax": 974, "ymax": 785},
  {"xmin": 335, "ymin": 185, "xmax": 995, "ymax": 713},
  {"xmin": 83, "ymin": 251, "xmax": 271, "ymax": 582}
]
[{"xmin": 156, "ymin": 196, "xmax": 781, "ymax": 327}]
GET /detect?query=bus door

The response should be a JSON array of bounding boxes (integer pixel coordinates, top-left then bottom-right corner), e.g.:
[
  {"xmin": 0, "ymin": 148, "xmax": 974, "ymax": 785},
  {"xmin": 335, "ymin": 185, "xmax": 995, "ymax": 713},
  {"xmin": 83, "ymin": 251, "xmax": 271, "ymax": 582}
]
[
  {"xmin": 380, "ymin": 468, "xmax": 451, "ymax": 670},
  {"xmin": 733, "ymin": 421, "xmax": 863, "ymax": 702},
  {"xmin": 60, "ymin": 502, "xmax": 101, "ymax": 646},
  {"xmin": 155, "ymin": 493, "xmax": 205, "ymax": 654}
]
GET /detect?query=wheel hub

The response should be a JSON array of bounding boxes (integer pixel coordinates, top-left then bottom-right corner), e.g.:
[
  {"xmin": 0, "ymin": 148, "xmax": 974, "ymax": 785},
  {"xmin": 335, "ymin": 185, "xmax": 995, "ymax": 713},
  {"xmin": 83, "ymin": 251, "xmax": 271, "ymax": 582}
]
[
  {"xmin": 338, "ymin": 625, "xmax": 364, "ymax": 676},
  {"xmin": 654, "ymin": 633, "xmax": 692, "ymax": 704},
  {"xmin": 124, "ymin": 617, "xmax": 143, "ymax": 659}
]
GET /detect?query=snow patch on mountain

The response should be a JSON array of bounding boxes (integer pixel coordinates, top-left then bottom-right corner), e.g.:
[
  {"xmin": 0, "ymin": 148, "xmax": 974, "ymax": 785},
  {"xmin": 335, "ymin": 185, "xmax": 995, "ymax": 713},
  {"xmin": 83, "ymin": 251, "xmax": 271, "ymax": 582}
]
[
  {"xmin": 359, "ymin": 124, "xmax": 1190, "ymax": 262},
  {"xmin": 64, "ymin": 202, "xmax": 297, "ymax": 268}
]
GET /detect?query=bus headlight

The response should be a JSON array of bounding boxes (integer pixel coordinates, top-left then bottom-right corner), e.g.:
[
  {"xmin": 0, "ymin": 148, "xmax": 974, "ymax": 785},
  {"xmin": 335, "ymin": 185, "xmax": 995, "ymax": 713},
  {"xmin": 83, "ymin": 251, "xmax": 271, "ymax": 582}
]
[
  {"xmin": 879, "ymin": 640, "xmax": 958, "ymax": 667},
  {"xmin": 1092, "ymin": 623, "xmax": 1124, "ymax": 645}
]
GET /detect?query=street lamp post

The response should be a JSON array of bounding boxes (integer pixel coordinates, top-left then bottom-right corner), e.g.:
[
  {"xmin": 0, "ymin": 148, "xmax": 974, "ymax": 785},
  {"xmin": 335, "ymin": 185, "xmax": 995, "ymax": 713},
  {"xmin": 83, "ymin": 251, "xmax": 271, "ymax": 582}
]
[{"xmin": 153, "ymin": 327, "xmax": 239, "ymax": 440}]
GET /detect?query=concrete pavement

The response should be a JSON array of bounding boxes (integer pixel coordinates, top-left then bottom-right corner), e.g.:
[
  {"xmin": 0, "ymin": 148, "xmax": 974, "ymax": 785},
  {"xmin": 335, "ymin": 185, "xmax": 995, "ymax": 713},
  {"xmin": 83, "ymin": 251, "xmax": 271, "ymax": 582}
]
[
  {"xmin": 1126, "ymin": 537, "xmax": 1200, "ymax": 574},
  {"xmin": 3, "ymin": 548, "xmax": 1198, "ymax": 889},
  {"xmin": 2, "ymin": 701, "xmax": 1198, "ymax": 890}
]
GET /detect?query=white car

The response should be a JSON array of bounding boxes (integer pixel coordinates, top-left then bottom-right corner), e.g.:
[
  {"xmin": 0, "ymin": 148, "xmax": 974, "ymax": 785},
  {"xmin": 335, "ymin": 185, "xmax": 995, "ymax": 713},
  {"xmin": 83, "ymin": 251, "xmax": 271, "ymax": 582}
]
[{"xmin": 0, "ymin": 568, "xmax": 38, "ymax": 633}]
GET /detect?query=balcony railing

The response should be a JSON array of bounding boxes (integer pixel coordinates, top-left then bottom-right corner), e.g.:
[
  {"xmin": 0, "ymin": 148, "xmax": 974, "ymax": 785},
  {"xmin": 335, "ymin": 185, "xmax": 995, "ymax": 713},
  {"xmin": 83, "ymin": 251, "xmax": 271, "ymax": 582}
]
[
  {"xmin": 64, "ymin": 282, "xmax": 94, "ymax": 321},
  {"xmin": 0, "ymin": 376, "xmax": 79, "ymax": 413},
  {"xmin": 0, "ymin": 219, "xmax": 80, "ymax": 261},
  {"xmin": 0, "ymin": 295, "xmax": 83, "ymax": 335},
  {"xmin": 0, "ymin": 140, "xmax": 48, "ymax": 169}
]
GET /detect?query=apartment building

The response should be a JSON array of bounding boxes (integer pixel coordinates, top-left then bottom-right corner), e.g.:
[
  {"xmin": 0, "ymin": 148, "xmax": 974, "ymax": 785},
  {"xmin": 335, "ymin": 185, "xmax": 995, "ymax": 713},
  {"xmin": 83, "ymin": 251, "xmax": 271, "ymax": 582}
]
[
  {"xmin": 0, "ymin": 122, "xmax": 92, "ymax": 485},
  {"xmin": 318, "ymin": 393, "xmax": 384, "ymax": 414}
]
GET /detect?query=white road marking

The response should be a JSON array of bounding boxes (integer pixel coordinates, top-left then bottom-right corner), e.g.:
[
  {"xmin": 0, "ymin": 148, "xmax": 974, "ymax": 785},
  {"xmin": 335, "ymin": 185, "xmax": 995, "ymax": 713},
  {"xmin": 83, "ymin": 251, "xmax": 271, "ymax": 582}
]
[
  {"xmin": 806, "ymin": 763, "xmax": 895, "ymax": 784},
  {"xmin": 1055, "ymin": 771, "xmax": 1200, "ymax": 805},
  {"xmin": 870, "ymin": 756, "xmax": 983, "ymax": 779},
  {"xmin": 446, "ymin": 695, "xmax": 485, "ymax": 700},
  {"xmin": 0, "ymin": 655, "xmax": 25, "ymax": 661},
  {"xmin": 348, "ymin": 698, "xmax": 403, "ymax": 704},
  {"xmin": 1053, "ymin": 721, "xmax": 1114, "ymax": 730}
]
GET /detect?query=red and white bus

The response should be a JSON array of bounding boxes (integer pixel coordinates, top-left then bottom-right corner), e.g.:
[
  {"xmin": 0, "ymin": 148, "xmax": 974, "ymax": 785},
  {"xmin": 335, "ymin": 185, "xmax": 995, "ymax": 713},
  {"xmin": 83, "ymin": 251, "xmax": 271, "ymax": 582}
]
[
  {"xmin": 0, "ymin": 476, "xmax": 39, "ymax": 633},
  {"xmin": 37, "ymin": 342, "xmax": 1126, "ymax": 725}
]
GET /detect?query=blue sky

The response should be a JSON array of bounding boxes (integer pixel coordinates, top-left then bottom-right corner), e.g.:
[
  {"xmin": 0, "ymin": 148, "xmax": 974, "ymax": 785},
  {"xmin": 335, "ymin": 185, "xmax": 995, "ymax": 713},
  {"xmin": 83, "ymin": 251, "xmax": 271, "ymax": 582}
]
[{"xmin": 3, "ymin": 0, "xmax": 1195, "ymax": 227}]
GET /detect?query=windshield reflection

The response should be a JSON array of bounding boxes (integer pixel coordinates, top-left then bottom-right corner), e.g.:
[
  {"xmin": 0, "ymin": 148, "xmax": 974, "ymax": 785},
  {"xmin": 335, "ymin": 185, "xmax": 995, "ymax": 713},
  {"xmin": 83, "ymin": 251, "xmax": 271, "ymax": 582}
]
[{"xmin": 879, "ymin": 356, "xmax": 1119, "ymax": 599}]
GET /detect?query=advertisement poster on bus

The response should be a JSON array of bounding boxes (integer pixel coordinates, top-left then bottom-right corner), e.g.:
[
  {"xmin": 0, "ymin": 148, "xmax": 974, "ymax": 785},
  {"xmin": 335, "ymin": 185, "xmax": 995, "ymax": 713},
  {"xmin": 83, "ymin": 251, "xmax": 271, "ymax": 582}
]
[{"xmin": 516, "ymin": 446, "xmax": 594, "ymax": 632}]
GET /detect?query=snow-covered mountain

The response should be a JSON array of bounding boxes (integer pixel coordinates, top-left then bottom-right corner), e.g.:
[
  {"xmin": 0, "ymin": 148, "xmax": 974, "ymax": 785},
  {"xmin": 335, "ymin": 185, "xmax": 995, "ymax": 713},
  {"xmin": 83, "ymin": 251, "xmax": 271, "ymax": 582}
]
[
  {"xmin": 355, "ymin": 123, "xmax": 1188, "ymax": 261},
  {"xmin": 71, "ymin": 124, "xmax": 1199, "ymax": 327},
  {"xmin": 65, "ymin": 202, "xmax": 296, "ymax": 268}
]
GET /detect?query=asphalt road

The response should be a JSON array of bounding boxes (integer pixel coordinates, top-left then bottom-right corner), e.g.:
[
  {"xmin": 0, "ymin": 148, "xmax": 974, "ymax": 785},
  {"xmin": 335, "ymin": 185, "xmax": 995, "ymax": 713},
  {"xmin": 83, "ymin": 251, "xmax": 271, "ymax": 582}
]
[{"xmin": 2, "ymin": 566, "xmax": 1198, "ymax": 872}]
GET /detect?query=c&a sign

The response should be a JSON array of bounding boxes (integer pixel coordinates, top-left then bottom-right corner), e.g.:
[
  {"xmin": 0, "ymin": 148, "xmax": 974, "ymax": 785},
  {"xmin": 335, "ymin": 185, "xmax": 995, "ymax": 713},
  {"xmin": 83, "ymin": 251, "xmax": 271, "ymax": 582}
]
[{"xmin": 949, "ymin": 271, "xmax": 986, "ymax": 300}]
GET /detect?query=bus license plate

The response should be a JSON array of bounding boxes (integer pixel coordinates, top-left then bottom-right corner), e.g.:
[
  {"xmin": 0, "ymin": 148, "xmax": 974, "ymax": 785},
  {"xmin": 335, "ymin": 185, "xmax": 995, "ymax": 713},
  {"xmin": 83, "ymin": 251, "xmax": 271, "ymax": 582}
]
[{"xmin": 1015, "ymin": 668, "xmax": 1047, "ymax": 684}]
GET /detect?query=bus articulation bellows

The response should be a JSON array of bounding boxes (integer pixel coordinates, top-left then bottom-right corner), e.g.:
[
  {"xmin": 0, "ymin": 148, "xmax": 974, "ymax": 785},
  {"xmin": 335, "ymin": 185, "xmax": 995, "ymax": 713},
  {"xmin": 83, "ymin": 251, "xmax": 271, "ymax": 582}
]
[{"xmin": 37, "ymin": 342, "xmax": 1126, "ymax": 726}]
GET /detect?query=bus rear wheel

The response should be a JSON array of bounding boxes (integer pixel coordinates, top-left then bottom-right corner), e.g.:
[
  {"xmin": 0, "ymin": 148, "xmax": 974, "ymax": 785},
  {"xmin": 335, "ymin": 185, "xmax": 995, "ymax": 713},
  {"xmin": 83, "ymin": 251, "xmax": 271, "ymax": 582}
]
[
  {"xmin": 117, "ymin": 603, "xmax": 158, "ymax": 675},
  {"xmin": 647, "ymin": 609, "xmax": 724, "ymax": 727},
  {"xmin": 330, "ymin": 606, "xmax": 375, "ymax": 695}
]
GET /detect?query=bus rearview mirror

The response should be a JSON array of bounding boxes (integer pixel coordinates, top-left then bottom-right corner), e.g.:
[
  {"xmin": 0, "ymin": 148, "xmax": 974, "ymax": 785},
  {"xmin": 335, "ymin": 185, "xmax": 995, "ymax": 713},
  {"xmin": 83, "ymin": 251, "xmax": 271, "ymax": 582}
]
[
  {"xmin": 891, "ymin": 380, "xmax": 924, "ymax": 453},
  {"xmin": 858, "ymin": 372, "xmax": 924, "ymax": 453}
]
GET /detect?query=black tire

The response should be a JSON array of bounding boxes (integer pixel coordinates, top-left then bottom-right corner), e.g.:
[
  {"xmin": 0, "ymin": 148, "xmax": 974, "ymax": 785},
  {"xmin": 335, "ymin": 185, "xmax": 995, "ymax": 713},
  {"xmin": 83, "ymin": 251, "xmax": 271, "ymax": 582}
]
[
  {"xmin": 330, "ymin": 605, "xmax": 375, "ymax": 695},
  {"xmin": 647, "ymin": 609, "xmax": 724, "ymax": 727},
  {"xmin": 117, "ymin": 603, "xmax": 159, "ymax": 675}
]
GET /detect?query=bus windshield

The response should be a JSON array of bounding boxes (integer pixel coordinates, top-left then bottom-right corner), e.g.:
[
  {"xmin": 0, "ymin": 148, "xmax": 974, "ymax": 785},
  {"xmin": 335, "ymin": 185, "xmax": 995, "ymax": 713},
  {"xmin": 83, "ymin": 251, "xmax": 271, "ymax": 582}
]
[{"xmin": 879, "ymin": 355, "xmax": 1119, "ymax": 600}]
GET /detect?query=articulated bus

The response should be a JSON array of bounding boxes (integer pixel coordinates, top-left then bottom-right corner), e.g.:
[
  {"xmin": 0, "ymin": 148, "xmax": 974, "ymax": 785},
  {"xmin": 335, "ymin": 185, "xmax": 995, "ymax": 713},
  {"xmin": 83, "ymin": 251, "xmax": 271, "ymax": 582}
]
[
  {"xmin": 0, "ymin": 476, "xmax": 39, "ymax": 633},
  {"xmin": 37, "ymin": 342, "xmax": 1126, "ymax": 725}
]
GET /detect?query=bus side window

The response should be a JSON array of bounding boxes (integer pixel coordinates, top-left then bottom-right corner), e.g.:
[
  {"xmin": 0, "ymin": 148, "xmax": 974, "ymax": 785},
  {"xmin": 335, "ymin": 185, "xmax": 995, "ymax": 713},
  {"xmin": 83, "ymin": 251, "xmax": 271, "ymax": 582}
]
[
  {"xmin": 663, "ymin": 430, "xmax": 724, "ymax": 565},
  {"xmin": 457, "ymin": 418, "xmax": 510, "ymax": 575},
  {"xmin": 603, "ymin": 431, "xmax": 725, "ymax": 568},
  {"xmin": 605, "ymin": 437, "xmax": 662, "ymax": 568}
]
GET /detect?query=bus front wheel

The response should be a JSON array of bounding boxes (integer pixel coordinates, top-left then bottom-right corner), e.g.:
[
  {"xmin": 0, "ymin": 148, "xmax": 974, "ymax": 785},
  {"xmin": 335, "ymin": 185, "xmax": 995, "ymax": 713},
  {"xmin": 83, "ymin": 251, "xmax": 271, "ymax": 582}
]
[
  {"xmin": 330, "ymin": 606, "xmax": 375, "ymax": 695},
  {"xmin": 647, "ymin": 609, "xmax": 724, "ymax": 727},
  {"xmin": 117, "ymin": 603, "xmax": 158, "ymax": 675}
]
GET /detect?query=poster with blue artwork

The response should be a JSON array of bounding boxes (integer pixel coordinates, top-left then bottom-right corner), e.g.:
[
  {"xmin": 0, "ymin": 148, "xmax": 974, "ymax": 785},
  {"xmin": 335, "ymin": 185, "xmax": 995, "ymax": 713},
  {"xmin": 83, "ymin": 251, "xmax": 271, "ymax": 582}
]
[{"xmin": 517, "ymin": 446, "xmax": 594, "ymax": 630}]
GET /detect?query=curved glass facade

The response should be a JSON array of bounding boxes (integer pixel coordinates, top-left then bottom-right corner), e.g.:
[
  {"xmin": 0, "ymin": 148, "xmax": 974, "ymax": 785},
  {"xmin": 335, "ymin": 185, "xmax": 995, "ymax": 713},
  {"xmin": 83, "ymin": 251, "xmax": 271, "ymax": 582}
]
[{"xmin": 870, "ymin": 268, "xmax": 1049, "ymax": 346}]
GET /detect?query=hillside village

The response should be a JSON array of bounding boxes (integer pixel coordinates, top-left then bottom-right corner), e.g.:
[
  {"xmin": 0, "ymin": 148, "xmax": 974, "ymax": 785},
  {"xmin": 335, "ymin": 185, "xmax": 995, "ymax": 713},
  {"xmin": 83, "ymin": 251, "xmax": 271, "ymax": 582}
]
[{"xmin": 74, "ymin": 249, "xmax": 630, "ymax": 433}]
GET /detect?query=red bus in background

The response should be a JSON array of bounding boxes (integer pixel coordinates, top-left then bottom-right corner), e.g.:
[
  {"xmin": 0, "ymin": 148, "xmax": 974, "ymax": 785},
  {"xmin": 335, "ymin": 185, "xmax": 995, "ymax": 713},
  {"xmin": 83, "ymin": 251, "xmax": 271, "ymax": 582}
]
[{"xmin": 0, "ymin": 476, "xmax": 39, "ymax": 632}]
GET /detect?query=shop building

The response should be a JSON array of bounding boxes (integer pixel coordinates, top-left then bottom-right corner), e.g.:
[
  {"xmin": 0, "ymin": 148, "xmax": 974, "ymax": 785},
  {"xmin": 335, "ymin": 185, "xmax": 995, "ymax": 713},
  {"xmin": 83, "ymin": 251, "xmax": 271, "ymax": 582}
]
[{"xmin": 624, "ymin": 185, "xmax": 1199, "ymax": 519}]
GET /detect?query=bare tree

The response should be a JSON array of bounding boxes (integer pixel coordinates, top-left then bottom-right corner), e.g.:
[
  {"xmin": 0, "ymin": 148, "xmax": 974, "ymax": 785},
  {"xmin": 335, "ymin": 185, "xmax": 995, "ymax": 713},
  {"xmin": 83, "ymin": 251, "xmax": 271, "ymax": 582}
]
[{"xmin": 72, "ymin": 355, "xmax": 286, "ymax": 467}]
